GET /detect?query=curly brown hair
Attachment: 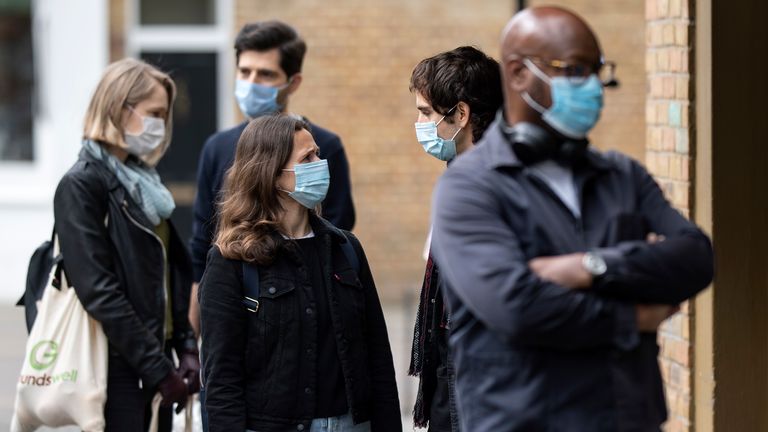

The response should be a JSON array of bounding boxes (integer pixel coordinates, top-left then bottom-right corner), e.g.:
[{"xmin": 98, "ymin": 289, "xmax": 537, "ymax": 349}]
[{"xmin": 215, "ymin": 114, "xmax": 310, "ymax": 265}]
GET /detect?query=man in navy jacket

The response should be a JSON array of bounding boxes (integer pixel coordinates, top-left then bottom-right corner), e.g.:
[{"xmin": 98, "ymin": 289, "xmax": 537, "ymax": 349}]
[
  {"xmin": 431, "ymin": 7, "xmax": 713, "ymax": 431},
  {"xmin": 189, "ymin": 21, "xmax": 355, "ymax": 335}
]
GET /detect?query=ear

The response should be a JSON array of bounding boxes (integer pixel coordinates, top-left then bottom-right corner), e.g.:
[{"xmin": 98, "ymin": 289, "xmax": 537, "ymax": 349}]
[
  {"xmin": 506, "ymin": 59, "xmax": 530, "ymax": 92},
  {"xmin": 456, "ymin": 101, "xmax": 471, "ymax": 129},
  {"xmin": 285, "ymin": 73, "xmax": 303, "ymax": 95}
]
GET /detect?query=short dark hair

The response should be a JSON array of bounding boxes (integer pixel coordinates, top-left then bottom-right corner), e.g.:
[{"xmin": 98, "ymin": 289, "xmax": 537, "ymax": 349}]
[
  {"xmin": 234, "ymin": 20, "xmax": 307, "ymax": 78},
  {"xmin": 410, "ymin": 46, "xmax": 503, "ymax": 142}
]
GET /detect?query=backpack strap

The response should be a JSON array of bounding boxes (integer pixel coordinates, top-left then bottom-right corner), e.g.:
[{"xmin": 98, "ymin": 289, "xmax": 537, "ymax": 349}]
[
  {"xmin": 339, "ymin": 233, "xmax": 360, "ymax": 274},
  {"xmin": 241, "ymin": 233, "xmax": 357, "ymax": 314},
  {"xmin": 242, "ymin": 262, "xmax": 260, "ymax": 313}
]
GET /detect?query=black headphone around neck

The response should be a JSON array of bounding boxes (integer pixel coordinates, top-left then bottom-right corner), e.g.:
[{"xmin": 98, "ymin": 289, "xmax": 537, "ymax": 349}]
[{"xmin": 500, "ymin": 121, "xmax": 589, "ymax": 166}]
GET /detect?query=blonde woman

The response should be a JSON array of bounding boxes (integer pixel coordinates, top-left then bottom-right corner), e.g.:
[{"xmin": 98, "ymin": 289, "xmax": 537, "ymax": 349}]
[{"xmin": 53, "ymin": 58, "xmax": 199, "ymax": 431}]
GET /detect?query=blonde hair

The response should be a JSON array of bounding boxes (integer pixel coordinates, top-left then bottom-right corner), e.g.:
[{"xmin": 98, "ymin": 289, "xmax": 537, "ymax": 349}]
[{"xmin": 83, "ymin": 58, "xmax": 176, "ymax": 167}]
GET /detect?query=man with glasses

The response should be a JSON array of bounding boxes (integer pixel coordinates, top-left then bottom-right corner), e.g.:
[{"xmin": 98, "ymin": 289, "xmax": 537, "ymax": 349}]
[{"xmin": 430, "ymin": 6, "xmax": 713, "ymax": 431}]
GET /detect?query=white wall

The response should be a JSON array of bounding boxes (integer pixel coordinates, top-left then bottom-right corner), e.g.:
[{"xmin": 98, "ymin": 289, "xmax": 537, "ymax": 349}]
[{"xmin": 0, "ymin": 0, "xmax": 108, "ymax": 303}]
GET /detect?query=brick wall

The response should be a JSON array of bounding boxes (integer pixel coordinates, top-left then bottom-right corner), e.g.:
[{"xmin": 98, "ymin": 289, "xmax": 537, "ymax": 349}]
[
  {"xmin": 235, "ymin": 0, "xmax": 513, "ymax": 300},
  {"xmin": 645, "ymin": 0, "xmax": 695, "ymax": 430}
]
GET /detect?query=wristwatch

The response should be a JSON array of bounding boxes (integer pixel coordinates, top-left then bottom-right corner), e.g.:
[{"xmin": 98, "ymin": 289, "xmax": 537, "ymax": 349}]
[{"xmin": 582, "ymin": 251, "xmax": 607, "ymax": 277}]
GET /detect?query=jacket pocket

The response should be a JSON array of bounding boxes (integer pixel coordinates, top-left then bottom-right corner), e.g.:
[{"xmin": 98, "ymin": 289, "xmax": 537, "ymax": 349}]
[
  {"xmin": 333, "ymin": 269, "xmax": 366, "ymax": 335},
  {"xmin": 334, "ymin": 268, "xmax": 362, "ymax": 289},
  {"xmin": 257, "ymin": 279, "xmax": 297, "ymax": 327}
]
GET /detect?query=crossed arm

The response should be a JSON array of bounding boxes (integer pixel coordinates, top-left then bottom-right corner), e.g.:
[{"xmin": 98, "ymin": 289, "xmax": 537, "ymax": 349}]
[{"xmin": 431, "ymin": 162, "xmax": 713, "ymax": 350}]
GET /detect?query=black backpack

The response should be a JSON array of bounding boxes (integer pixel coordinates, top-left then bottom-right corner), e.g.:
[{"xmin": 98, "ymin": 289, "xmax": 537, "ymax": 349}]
[{"xmin": 17, "ymin": 231, "xmax": 60, "ymax": 333}]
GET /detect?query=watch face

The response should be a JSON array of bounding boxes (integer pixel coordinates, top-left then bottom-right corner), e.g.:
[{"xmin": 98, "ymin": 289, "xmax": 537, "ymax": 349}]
[{"xmin": 584, "ymin": 253, "xmax": 607, "ymax": 276}]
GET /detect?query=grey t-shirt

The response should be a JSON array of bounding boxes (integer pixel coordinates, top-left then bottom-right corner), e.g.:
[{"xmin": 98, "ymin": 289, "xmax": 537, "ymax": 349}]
[{"xmin": 529, "ymin": 160, "xmax": 580, "ymax": 218}]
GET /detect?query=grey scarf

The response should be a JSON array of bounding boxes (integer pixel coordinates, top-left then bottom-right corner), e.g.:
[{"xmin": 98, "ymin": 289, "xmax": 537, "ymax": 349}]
[{"xmin": 83, "ymin": 139, "xmax": 175, "ymax": 226}]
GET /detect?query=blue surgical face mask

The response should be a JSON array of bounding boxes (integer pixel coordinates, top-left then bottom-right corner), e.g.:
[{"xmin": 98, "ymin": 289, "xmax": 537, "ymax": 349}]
[
  {"xmin": 414, "ymin": 107, "xmax": 462, "ymax": 161},
  {"xmin": 282, "ymin": 159, "xmax": 330, "ymax": 209},
  {"xmin": 521, "ymin": 58, "xmax": 604, "ymax": 139},
  {"xmin": 234, "ymin": 79, "xmax": 290, "ymax": 118}
]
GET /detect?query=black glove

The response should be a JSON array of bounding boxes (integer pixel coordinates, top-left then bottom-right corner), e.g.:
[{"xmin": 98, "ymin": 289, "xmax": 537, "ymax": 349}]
[
  {"xmin": 158, "ymin": 369, "xmax": 187, "ymax": 414},
  {"xmin": 177, "ymin": 351, "xmax": 201, "ymax": 395}
]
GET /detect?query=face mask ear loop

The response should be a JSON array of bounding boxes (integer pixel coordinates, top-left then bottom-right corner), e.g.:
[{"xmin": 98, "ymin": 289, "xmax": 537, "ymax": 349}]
[
  {"xmin": 449, "ymin": 125, "xmax": 462, "ymax": 141},
  {"xmin": 520, "ymin": 59, "xmax": 552, "ymax": 115},
  {"xmin": 124, "ymin": 106, "xmax": 148, "ymax": 136},
  {"xmin": 521, "ymin": 92, "xmax": 548, "ymax": 115},
  {"xmin": 435, "ymin": 103, "xmax": 459, "ymax": 127},
  {"xmin": 522, "ymin": 58, "xmax": 552, "ymax": 84}
]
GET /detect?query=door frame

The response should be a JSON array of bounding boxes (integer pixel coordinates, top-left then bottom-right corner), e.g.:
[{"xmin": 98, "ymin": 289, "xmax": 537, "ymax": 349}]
[{"xmin": 124, "ymin": 0, "xmax": 235, "ymax": 131}]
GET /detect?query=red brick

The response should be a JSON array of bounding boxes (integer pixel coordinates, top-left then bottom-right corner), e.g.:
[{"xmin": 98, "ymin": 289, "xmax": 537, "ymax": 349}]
[
  {"xmin": 663, "ymin": 76, "xmax": 676, "ymax": 98},
  {"xmin": 663, "ymin": 24, "xmax": 676, "ymax": 45},
  {"xmin": 657, "ymin": 0, "xmax": 670, "ymax": 17},
  {"xmin": 657, "ymin": 49, "xmax": 670, "ymax": 71},
  {"xmin": 669, "ymin": 0, "xmax": 683, "ymax": 18},
  {"xmin": 675, "ymin": 23, "xmax": 689, "ymax": 48},
  {"xmin": 669, "ymin": 49, "xmax": 681, "ymax": 72},
  {"xmin": 662, "ymin": 127, "xmax": 676, "ymax": 151},
  {"xmin": 676, "ymin": 76, "xmax": 690, "ymax": 99},
  {"xmin": 681, "ymin": 106, "xmax": 689, "ymax": 128},
  {"xmin": 646, "ymin": 0, "xmax": 658, "ymax": 20}
]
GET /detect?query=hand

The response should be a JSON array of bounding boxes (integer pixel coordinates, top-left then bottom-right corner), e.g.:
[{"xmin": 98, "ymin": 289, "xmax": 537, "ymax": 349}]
[
  {"xmin": 178, "ymin": 351, "xmax": 201, "ymax": 395},
  {"xmin": 158, "ymin": 370, "xmax": 188, "ymax": 414},
  {"xmin": 528, "ymin": 253, "xmax": 592, "ymax": 289},
  {"xmin": 635, "ymin": 304, "xmax": 680, "ymax": 332}
]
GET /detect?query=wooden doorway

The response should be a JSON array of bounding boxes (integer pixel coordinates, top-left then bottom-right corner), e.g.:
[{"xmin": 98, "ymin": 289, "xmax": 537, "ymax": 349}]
[{"xmin": 694, "ymin": 0, "xmax": 768, "ymax": 429}]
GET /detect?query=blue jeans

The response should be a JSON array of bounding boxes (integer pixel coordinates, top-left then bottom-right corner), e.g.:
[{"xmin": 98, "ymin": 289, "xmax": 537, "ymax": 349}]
[
  {"xmin": 247, "ymin": 412, "xmax": 370, "ymax": 432},
  {"xmin": 309, "ymin": 413, "xmax": 371, "ymax": 432}
]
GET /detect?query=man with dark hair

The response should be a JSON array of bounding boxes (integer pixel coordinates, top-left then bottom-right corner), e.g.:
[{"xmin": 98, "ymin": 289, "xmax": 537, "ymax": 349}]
[
  {"xmin": 189, "ymin": 20, "xmax": 356, "ymax": 335},
  {"xmin": 190, "ymin": 22, "xmax": 355, "ymax": 431},
  {"xmin": 430, "ymin": 7, "xmax": 713, "ymax": 431},
  {"xmin": 408, "ymin": 46, "xmax": 502, "ymax": 432}
]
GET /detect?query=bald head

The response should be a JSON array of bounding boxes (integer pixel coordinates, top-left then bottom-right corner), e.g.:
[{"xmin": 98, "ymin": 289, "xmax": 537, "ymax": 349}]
[
  {"xmin": 499, "ymin": 7, "xmax": 604, "ymax": 129},
  {"xmin": 501, "ymin": 6, "xmax": 601, "ymax": 64}
]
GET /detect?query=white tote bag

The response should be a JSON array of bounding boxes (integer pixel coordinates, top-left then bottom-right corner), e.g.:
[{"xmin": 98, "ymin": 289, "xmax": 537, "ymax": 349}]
[{"xmin": 11, "ymin": 247, "xmax": 108, "ymax": 432}]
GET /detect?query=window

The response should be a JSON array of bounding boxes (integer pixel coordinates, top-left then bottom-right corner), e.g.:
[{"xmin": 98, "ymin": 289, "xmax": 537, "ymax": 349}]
[
  {"xmin": 0, "ymin": 0, "xmax": 33, "ymax": 161},
  {"xmin": 140, "ymin": 0, "xmax": 214, "ymax": 25}
]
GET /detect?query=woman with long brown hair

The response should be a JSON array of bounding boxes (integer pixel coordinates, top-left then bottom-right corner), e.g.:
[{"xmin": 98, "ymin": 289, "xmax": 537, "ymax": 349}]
[{"xmin": 199, "ymin": 115, "xmax": 401, "ymax": 432}]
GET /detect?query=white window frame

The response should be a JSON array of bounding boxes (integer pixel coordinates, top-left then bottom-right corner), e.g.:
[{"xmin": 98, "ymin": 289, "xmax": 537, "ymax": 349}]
[
  {"xmin": 0, "ymin": 0, "xmax": 108, "ymax": 207},
  {"xmin": 124, "ymin": 0, "xmax": 235, "ymax": 133}
]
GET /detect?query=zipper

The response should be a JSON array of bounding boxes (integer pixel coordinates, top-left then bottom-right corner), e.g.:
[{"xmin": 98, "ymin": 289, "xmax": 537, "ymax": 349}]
[{"xmin": 122, "ymin": 200, "xmax": 168, "ymax": 351}]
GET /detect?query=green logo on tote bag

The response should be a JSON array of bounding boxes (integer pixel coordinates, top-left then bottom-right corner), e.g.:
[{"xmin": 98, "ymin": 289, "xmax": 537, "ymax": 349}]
[{"xmin": 29, "ymin": 340, "xmax": 58, "ymax": 371}]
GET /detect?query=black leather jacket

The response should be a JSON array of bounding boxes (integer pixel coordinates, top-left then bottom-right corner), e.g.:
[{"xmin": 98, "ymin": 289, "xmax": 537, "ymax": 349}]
[
  {"xmin": 200, "ymin": 215, "xmax": 401, "ymax": 432},
  {"xmin": 53, "ymin": 149, "xmax": 196, "ymax": 389}
]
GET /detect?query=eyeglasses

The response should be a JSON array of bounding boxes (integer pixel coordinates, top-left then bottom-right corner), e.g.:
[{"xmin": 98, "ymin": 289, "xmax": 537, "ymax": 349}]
[{"xmin": 515, "ymin": 55, "xmax": 619, "ymax": 88}]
